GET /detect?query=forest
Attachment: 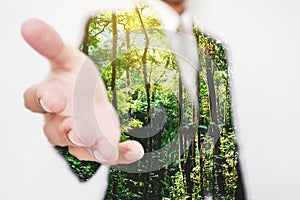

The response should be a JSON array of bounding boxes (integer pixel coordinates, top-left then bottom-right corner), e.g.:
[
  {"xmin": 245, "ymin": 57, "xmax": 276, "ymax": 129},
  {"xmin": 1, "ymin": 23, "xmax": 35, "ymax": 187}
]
[{"xmin": 56, "ymin": 2, "xmax": 241, "ymax": 199}]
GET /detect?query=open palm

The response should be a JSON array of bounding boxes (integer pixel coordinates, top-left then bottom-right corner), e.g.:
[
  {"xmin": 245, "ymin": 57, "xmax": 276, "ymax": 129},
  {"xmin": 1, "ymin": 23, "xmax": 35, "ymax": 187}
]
[{"xmin": 22, "ymin": 18, "xmax": 144, "ymax": 165}]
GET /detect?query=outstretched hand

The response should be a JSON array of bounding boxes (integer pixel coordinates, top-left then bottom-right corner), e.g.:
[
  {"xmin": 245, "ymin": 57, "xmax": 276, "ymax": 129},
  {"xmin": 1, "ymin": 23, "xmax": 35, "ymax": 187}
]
[{"xmin": 21, "ymin": 18, "xmax": 144, "ymax": 165}]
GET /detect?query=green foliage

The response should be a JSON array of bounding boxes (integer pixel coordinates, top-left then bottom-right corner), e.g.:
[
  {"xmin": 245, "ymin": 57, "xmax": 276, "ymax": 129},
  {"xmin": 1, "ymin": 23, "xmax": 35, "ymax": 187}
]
[
  {"xmin": 55, "ymin": 146, "xmax": 100, "ymax": 182},
  {"xmin": 58, "ymin": 2, "xmax": 242, "ymax": 199}
]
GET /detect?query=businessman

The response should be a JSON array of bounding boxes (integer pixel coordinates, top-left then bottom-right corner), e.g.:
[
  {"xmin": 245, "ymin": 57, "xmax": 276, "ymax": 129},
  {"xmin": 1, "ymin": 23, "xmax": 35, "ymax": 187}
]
[{"xmin": 22, "ymin": 0, "xmax": 245, "ymax": 199}]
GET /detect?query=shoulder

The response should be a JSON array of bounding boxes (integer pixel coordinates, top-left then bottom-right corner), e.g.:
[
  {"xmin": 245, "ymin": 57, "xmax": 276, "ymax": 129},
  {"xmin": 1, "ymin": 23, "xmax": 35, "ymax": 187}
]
[{"xmin": 193, "ymin": 23, "xmax": 230, "ymax": 71}]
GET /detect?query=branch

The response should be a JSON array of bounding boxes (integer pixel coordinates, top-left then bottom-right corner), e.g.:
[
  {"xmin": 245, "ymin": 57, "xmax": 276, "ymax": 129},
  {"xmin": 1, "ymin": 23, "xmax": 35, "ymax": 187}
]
[{"xmin": 91, "ymin": 22, "xmax": 111, "ymax": 39}]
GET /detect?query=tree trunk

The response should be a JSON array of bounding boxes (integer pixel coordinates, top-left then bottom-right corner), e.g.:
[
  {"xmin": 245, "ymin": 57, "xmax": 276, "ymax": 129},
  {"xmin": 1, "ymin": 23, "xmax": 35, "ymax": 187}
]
[
  {"xmin": 177, "ymin": 76, "xmax": 187, "ymax": 196},
  {"xmin": 125, "ymin": 29, "xmax": 132, "ymax": 118},
  {"xmin": 111, "ymin": 13, "xmax": 118, "ymax": 109},
  {"xmin": 205, "ymin": 55, "xmax": 225, "ymax": 197},
  {"xmin": 185, "ymin": 140, "xmax": 195, "ymax": 199},
  {"xmin": 136, "ymin": 8, "xmax": 151, "ymax": 199}
]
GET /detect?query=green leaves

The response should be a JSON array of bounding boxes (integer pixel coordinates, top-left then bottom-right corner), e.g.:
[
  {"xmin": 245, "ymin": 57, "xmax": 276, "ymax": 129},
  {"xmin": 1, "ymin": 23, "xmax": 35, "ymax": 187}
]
[
  {"xmin": 60, "ymin": 2, "xmax": 242, "ymax": 199},
  {"xmin": 55, "ymin": 146, "xmax": 100, "ymax": 182}
]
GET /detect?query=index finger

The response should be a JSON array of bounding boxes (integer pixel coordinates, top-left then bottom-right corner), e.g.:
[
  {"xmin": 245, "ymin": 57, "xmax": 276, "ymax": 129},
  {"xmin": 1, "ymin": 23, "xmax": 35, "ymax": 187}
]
[{"xmin": 21, "ymin": 18, "xmax": 86, "ymax": 71}]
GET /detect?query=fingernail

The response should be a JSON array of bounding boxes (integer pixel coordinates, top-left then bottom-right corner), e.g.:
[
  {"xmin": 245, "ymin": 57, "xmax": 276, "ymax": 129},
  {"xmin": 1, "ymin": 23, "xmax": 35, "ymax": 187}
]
[
  {"xmin": 39, "ymin": 98, "xmax": 53, "ymax": 113},
  {"xmin": 124, "ymin": 151, "xmax": 143, "ymax": 161},
  {"xmin": 93, "ymin": 149, "xmax": 108, "ymax": 163},
  {"xmin": 67, "ymin": 130, "xmax": 84, "ymax": 147}
]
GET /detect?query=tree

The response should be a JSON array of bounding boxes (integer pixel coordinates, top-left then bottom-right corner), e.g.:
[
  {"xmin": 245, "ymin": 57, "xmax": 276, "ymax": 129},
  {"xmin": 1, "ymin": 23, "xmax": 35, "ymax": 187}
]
[{"xmin": 57, "ymin": 2, "xmax": 242, "ymax": 199}]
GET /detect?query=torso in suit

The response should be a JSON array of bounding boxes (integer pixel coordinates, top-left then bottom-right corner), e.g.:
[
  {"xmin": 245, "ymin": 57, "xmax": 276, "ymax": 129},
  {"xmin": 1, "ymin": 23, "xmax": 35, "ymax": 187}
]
[{"xmin": 56, "ymin": 1, "xmax": 246, "ymax": 199}]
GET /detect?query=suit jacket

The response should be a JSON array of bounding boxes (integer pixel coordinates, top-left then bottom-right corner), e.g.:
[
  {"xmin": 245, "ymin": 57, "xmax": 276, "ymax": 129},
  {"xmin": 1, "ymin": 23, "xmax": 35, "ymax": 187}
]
[{"xmin": 56, "ymin": 1, "xmax": 246, "ymax": 199}]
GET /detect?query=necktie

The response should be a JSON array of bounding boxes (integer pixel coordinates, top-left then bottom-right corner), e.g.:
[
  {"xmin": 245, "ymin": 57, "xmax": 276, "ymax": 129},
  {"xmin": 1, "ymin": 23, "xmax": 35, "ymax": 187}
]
[{"xmin": 173, "ymin": 18, "xmax": 199, "ymax": 104}]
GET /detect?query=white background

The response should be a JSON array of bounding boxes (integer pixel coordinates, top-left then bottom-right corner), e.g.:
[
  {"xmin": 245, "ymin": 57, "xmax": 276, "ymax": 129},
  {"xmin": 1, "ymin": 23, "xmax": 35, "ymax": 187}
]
[{"xmin": 0, "ymin": 0, "xmax": 299, "ymax": 199}]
